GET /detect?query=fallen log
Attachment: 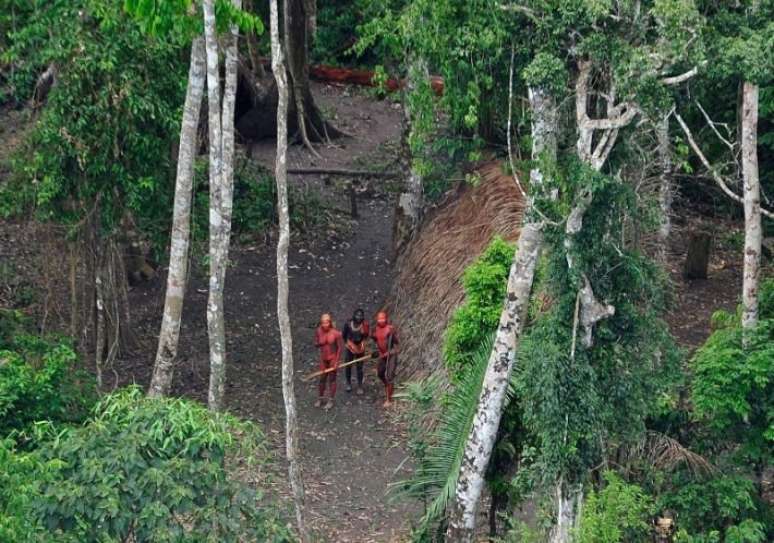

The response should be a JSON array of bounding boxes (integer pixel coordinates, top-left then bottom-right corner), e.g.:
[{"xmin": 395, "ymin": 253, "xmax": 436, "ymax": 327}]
[
  {"xmin": 287, "ymin": 167, "xmax": 399, "ymax": 178},
  {"xmin": 256, "ymin": 57, "xmax": 444, "ymax": 96}
]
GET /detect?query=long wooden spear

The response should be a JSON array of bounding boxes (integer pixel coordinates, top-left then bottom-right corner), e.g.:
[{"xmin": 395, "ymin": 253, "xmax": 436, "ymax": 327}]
[{"xmin": 301, "ymin": 350, "xmax": 395, "ymax": 382}]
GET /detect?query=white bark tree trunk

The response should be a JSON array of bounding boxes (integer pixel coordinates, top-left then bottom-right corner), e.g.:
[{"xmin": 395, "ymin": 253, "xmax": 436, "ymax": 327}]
[
  {"xmin": 204, "ymin": 0, "xmax": 241, "ymax": 411},
  {"xmin": 446, "ymin": 87, "xmax": 557, "ymax": 543},
  {"xmin": 400, "ymin": 56, "xmax": 429, "ymax": 230},
  {"xmin": 270, "ymin": 0, "xmax": 309, "ymax": 540},
  {"xmin": 148, "ymin": 37, "xmax": 206, "ymax": 398},
  {"xmin": 741, "ymin": 81, "xmax": 761, "ymax": 342},
  {"xmin": 94, "ymin": 251, "xmax": 106, "ymax": 391},
  {"xmin": 656, "ymin": 115, "xmax": 672, "ymax": 263},
  {"xmin": 550, "ymin": 479, "xmax": 584, "ymax": 543}
]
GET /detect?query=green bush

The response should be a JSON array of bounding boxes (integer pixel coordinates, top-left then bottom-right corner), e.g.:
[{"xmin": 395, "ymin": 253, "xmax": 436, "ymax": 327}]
[
  {"xmin": 576, "ymin": 472, "xmax": 654, "ymax": 543},
  {"xmin": 691, "ymin": 279, "xmax": 774, "ymax": 462},
  {"xmin": 660, "ymin": 474, "xmax": 767, "ymax": 543},
  {"xmin": 0, "ymin": 334, "xmax": 95, "ymax": 438},
  {"xmin": 443, "ymin": 236, "xmax": 514, "ymax": 379},
  {"xmin": 0, "ymin": 387, "xmax": 294, "ymax": 542}
]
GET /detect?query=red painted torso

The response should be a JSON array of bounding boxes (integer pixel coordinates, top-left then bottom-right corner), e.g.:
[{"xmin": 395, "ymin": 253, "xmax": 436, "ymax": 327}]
[
  {"xmin": 372, "ymin": 324, "xmax": 397, "ymax": 355},
  {"xmin": 315, "ymin": 327, "xmax": 343, "ymax": 365}
]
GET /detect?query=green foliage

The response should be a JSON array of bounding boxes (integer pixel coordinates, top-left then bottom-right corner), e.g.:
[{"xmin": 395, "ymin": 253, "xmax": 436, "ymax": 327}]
[
  {"xmin": 312, "ymin": 1, "xmax": 367, "ymax": 65},
  {"xmin": 357, "ymin": 0, "xmax": 516, "ymax": 173},
  {"xmin": 1, "ymin": 0, "xmax": 185, "ymax": 245},
  {"xmin": 575, "ymin": 472, "xmax": 654, "ymax": 543},
  {"xmin": 0, "ymin": 1, "xmax": 79, "ymax": 104},
  {"xmin": 659, "ymin": 474, "xmax": 768, "ymax": 543},
  {"xmin": 0, "ymin": 387, "xmax": 294, "ymax": 542},
  {"xmin": 522, "ymin": 53, "xmax": 567, "ymax": 96},
  {"xmin": 0, "ymin": 335, "xmax": 95, "ymax": 438},
  {"xmin": 443, "ymin": 237, "xmax": 514, "ymax": 379},
  {"xmin": 518, "ymin": 159, "xmax": 680, "ymax": 484},
  {"xmin": 691, "ymin": 279, "xmax": 774, "ymax": 464},
  {"xmin": 123, "ymin": 0, "xmax": 264, "ymax": 40}
]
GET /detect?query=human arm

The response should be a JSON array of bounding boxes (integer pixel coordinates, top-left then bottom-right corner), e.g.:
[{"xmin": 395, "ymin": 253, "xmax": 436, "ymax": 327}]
[{"xmin": 334, "ymin": 331, "xmax": 344, "ymax": 368}]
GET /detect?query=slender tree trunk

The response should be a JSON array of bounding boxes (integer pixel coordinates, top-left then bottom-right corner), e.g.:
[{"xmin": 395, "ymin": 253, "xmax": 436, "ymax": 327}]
[
  {"xmin": 741, "ymin": 81, "xmax": 760, "ymax": 343},
  {"xmin": 148, "ymin": 38, "xmax": 206, "ymax": 398},
  {"xmin": 94, "ymin": 246, "xmax": 106, "ymax": 391},
  {"xmin": 271, "ymin": 0, "xmax": 309, "ymax": 540},
  {"xmin": 204, "ymin": 0, "xmax": 241, "ymax": 411},
  {"xmin": 550, "ymin": 479, "xmax": 584, "ymax": 543},
  {"xmin": 401, "ymin": 56, "xmax": 428, "ymax": 229},
  {"xmin": 446, "ymin": 87, "xmax": 557, "ymax": 543},
  {"xmin": 656, "ymin": 115, "xmax": 672, "ymax": 262},
  {"xmin": 69, "ymin": 241, "xmax": 78, "ymax": 341}
]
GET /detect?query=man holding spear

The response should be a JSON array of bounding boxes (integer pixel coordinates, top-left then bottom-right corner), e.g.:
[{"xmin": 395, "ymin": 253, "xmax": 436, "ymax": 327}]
[
  {"xmin": 372, "ymin": 311, "xmax": 399, "ymax": 408},
  {"xmin": 314, "ymin": 313, "xmax": 343, "ymax": 410}
]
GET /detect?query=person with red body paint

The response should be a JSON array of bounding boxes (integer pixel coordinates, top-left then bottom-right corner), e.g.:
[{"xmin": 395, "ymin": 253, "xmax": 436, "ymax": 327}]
[
  {"xmin": 371, "ymin": 311, "xmax": 399, "ymax": 407},
  {"xmin": 314, "ymin": 313, "xmax": 343, "ymax": 410}
]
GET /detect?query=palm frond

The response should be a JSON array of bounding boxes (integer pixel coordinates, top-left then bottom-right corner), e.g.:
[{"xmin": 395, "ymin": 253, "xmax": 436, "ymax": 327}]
[
  {"xmin": 392, "ymin": 336, "xmax": 494, "ymax": 533},
  {"xmin": 620, "ymin": 430, "xmax": 716, "ymax": 477}
]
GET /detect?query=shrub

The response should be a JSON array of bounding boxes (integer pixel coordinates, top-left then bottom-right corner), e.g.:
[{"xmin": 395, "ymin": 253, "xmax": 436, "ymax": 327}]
[
  {"xmin": 0, "ymin": 387, "xmax": 294, "ymax": 542},
  {"xmin": 443, "ymin": 236, "xmax": 514, "ymax": 379},
  {"xmin": 0, "ymin": 334, "xmax": 95, "ymax": 438},
  {"xmin": 691, "ymin": 279, "xmax": 774, "ymax": 463},
  {"xmin": 576, "ymin": 472, "xmax": 654, "ymax": 543},
  {"xmin": 660, "ymin": 474, "xmax": 767, "ymax": 543}
]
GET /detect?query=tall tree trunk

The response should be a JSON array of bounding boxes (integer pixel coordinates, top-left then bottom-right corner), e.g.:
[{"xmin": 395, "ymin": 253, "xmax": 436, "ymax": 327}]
[
  {"xmin": 94, "ymin": 245, "xmax": 106, "ymax": 391},
  {"xmin": 656, "ymin": 114, "xmax": 672, "ymax": 263},
  {"xmin": 446, "ymin": 87, "xmax": 557, "ymax": 543},
  {"xmin": 204, "ymin": 0, "xmax": 241, "ymax": 411},
  {"xmin": 402, "ymin": 57, "xmax": 428, "ymax": 228},
  {"xmin": 550, "ymin": 479, "xmax": 584, "ymax": 543},
  {"xmin": 271, "ymin": 0, "xmax": 309, "ymax": 540},
  {"xmin": 148, "ymin": 37, "xmax": 206, "ymax": 398},
  {"xmin": 283, "ymin": 0, "xmax": 340, "ymax": 148},
  {"xmin": 393, "ymin": 57, "xmax": 428, "ymax": 254},
  {"xmin": 741, "ymin": 81, "xmax": 760, "ymax": 343}
]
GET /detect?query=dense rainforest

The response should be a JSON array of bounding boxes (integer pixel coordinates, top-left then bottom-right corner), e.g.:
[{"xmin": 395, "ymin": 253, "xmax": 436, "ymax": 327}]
[{"xmin": 0, "ymin": 1, "xmax": 772, "ymax": 542}]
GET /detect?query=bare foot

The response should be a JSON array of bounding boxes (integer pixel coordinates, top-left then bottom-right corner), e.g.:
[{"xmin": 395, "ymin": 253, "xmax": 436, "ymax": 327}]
[
  {"xmin": 382, "ymin": 400, "xmax": 392, "ymax": 408},
  {"xmin": 324, "ymin": 399, "xmax": 334, "ymax": 410},
  {"xmin": 314, "ymin": 398, "xmax": 323, "ymax": 408}
]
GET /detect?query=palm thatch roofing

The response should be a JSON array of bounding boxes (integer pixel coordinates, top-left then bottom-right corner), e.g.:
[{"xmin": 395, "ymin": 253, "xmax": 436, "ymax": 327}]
[{"xmin": 389, "ymin": 161, "xmax": 526, "ymax": 383}]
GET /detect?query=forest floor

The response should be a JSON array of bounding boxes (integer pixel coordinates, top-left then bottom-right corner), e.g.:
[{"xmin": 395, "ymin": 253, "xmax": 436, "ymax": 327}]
[
  {"xmin": 117, "ymin": 83, "xmax": 420, "ymax": 542},
  {"xmin": 1, "ymin": 82, "xmax": 770, "ymax": 542}
]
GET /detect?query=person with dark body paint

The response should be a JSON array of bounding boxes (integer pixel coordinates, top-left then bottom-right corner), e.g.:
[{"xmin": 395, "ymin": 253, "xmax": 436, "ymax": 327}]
[
  {"xmin": 342, "ymin": 308, "xmax": 370, "ymax": 395},
  {"xmin": 314, "ymin": 313, "xmax": 343, "ymax": 410},
  {"xmin": 371, "ymin": 311, "xmax": 399, "ymax": 407}
]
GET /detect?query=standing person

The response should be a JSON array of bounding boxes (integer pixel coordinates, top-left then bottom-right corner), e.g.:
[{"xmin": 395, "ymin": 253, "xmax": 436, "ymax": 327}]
[
  {"xmin": 342, "ymin": 308, "xmax": 370, "ymax": 395},
  {"xmin": 314, "ymin": 313, "xmax": 343, "ymax": 410},
  {"xmin": 371, "ymin": 311, "xmax": 399, "ymax": 408}
]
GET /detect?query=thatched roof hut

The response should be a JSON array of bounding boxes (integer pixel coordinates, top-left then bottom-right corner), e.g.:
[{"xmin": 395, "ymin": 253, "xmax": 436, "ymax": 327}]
[{"xmin": 389, "ymin": 161, "xmax": 526, "ymax": 384}]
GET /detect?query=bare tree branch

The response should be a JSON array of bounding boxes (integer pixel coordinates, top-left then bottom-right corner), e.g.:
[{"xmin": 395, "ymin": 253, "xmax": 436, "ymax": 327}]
[
  {"xmin": 674, "ymin": 111, "xmax": 774, "ymax": 219},
  {"xmin": 660, "ymin": 66, "xmax": 698, "ymax": 85},
  {"xmin": 695, "ymin": 101, "xmax": 735, "ymax": 152}
]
